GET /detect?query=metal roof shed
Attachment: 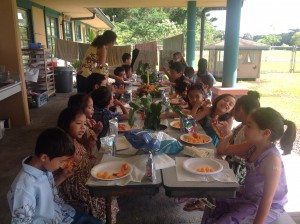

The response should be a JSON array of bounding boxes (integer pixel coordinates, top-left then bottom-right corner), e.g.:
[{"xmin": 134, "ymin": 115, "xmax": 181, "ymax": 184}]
[{"xmin": 205, "ymin": 39, "xmax": 269, "ymax": 80}]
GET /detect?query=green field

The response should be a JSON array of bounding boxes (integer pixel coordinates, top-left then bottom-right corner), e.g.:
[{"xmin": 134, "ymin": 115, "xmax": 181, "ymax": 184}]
[
  {"xmin": 238, "ymin": 73, "xmax": 300, "ymax": 128},
  {"xmin": 194, "ymin": 50, "xmax": 299, "ymax": 73}
]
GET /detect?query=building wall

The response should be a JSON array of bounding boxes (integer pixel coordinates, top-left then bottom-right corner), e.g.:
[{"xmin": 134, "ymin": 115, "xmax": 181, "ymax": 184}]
[
  {"xmin": 237, "ymin": 50, "xmax": 261, "ymax": 79},
  {"xmin": 208, "ymin": 49, "xmax": 261, "ymax": 79},
  {"xmin": 0, "ymin": 0, "xmax": 30, "ymax": 126}
]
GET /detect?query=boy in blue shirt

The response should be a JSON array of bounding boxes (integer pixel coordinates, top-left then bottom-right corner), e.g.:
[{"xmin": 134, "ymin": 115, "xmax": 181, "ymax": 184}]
[{"xmin": 7, "ymin": 128, "xmax": 101, "ymax": 224}]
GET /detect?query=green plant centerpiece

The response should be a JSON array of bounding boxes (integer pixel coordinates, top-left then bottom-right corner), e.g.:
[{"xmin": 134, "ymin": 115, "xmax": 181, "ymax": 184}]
[
  {"xmin": 128, "ymin": 94, "xmax": 163, "ymax": 130},
  {"xmin": 128, "ymin": 94, "xmax": 187, "ymax": 131},
  {"xmin": 136, "ymin": 61, "xmax": 157, "ymax": 84}
]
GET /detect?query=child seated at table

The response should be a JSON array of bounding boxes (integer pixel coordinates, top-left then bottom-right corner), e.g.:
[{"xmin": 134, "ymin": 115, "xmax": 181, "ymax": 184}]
[
  {"xmin": 68, "ymin": 93, "xmax": 103, "ymax": 153},
  {"xmin": 7, "ymin": 127, "xmax": 101, "ymax": 224},
  {"xmin": 91, "ymin": 86, "xmax": 128, "ymax": 138},
  {"xmin": 163, "ymin": 52, "xmax": 188, "ymax": 79},
  {"xmin": 201, "ymin": 94, "xmax": 236, "ymax": 147},
  {"xmin": 57, "ymin": 107, "xmax": 119, "ymax": 223},
  {"xmin": 195, "ymin": 73, "xmax": 214, "ymax": 101},
  {"xmin": 174, "ymin": 79, "xmax": 191, "ymax": 106},
  {"xmin": 113, "ymin": 67, "xmax": 126, "ymax": 87},
  {"xmin": 195, "ymin": 58, "xmax": 216, "ymax": 84},
  {"xmin": 210, "ymin": 107, "xmax": 296, "ymax": 223},
  {"xmin": 161, "ymin": 62, "xmax": 190, "ymax": 89},
  {"xmin": 219, "ymin": 91, "xmax": 261, "ymax": 184},
  {"xmin": 87, "ymin": 73, "xmax": 108, "ymax": 93},
  {"xmin": 122, "ymin": 53, "xmax": 132, "ymax": 65},
  {"xmin": 185, "ymin": 83, "xmax": 207, "ymax": 113},
  {"xmin": 186, "ymin": 87, "xmax": 236, "ymax": 147},
  {"xmin": 184, "ymin": 66, "xmax": 195, "ymax": 82},
  {"xmin": 122, "ymin": 64, "xmax": 133, "ymax": 80}
]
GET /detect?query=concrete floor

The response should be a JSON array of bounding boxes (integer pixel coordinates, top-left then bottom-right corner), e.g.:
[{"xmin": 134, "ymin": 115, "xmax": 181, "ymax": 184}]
[{"xmin": 1, "ymin": 92, "xmax": 300, "ymax": 223}]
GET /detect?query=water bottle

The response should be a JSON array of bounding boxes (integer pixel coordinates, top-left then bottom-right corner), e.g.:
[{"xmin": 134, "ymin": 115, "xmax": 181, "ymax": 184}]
[
  {"xmin": 123, "ymin": 82, "xmax": 132, "ymax": 102},
  {"xmin": 109, "ymin": 118, "xmax": 118, "ymax": 137},
  {"xmin": 146, "ymin": 151, "xmax": 156, "ymax": 182}
]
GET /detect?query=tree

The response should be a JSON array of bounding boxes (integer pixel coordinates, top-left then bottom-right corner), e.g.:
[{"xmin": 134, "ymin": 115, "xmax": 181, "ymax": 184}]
[
  {"xmin": 102, "ymin": 8, "xmax": 131, "ymax": 22},
  {"xmin": 257, "ymin": 34, "xmax": 282, "ymax": 46},
  {"xmin": 243, "ymin": 33, "xmax": 253, "ymax": 40},
  {"xmin": 102, "ymin": 8, "xmax": 220, "ymax": 46},
  {"xmin": 291, "ymin": 32, "xmax": 300, "ymax": 46}
]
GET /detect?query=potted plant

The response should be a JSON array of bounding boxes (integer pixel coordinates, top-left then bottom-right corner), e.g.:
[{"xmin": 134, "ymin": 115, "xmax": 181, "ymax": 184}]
[
  {"xmin": 136, "ymin": 60, "xmax": 157, "ymax": 84},
  {"xmin": 128, "ymin": 94, "xmax": 163, "ymax": 130},
  {"xmin": 128, "ymin": 94, "xmax": 187, "ymax": 131}
]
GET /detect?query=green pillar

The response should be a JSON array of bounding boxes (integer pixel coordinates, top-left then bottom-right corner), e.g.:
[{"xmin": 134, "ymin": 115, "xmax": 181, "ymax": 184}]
[
  {"xmin": 186, "ymin": 1, "xmax": 197, "ymax": 67},
  {"xmin": 222, "ymin": 0, "xmax": 242, "ymax": 87}
]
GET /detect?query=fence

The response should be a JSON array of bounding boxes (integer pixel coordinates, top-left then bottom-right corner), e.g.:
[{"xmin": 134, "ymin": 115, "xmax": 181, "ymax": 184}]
[
  {"xmin": 157, "ymin": 46, "xmax": 299, "ymax": 73},
  {"xmin": 260, "ymin": 46, "xmax": 300, "ymax": 73}
]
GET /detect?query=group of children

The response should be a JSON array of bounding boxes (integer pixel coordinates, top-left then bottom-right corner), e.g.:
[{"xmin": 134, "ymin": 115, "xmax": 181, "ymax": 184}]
[
  {"xmin": 7, "ymin": 67, "xmax": 132, "ymax": 223},
  {"xmin": 7, "ymin": 51, "xmax": 297, "ymax": 223},
  {"xmin": 162, "ymin": 53, "xmax": 297, "ymax": 223}
]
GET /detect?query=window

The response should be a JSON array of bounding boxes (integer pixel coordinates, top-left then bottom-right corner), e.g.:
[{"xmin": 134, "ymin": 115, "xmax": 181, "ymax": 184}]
[
  {"xmin": 46, "ymin": 16, "xmax": 58, "ymax": 53},
  {"xmin": 85, "ymin": 26, "xmax": 91, "ymax": 43},
  {"xmin": 64, "ymin": 21, "xmax": 73, "ymax": 41},
  {"xmin": 75, "ymin": 24, "xmax": 82, "ymax": 41},
  {"xmin": 243, "ymin": 51, "xmax": 252, "ymax": 64},
  {"xmin": 18, "ymin": 8, "xmax": 32, "ymax": 48}
]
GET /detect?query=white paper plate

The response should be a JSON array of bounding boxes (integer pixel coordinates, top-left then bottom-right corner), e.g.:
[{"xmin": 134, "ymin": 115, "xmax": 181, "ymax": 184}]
[
  {"xmin": 158, "ymin": 86, "xmax": 170, "ymax": 91},
  {"xmin": 180, "ymin": 133, "xmax": 212, "ymax": 145},
  {"xmin": 183, "ymin": 158, "xmax": 223, "ymax": 175},
  {"xmin": 116, "ymin": 136, "xmax": 131, "ymax": 151},
  {"xmin": 118, "ymin": 123, "xmax": 138, "ymax": 132},
  {"xmin": 91, "ymin": 161, "xmax": 133, "ymax": 181},
  {"xmin": 132, "ymin": 82, "xmax": 141, "ymax": 86},
  {"xmin": 169, "ymin": 120, "xmax": 180, "ymax": 129},
  {"xmin": 182, "ymin": 146, "xmax": 210, "ymax": 158}
]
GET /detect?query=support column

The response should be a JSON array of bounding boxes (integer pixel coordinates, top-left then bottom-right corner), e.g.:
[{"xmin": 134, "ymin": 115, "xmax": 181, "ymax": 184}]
[
  {"xmin": 186, "ymin": 1, "xmax": 197, "ymax": 67},
  {"xmin": 222, "ymin": 0, "xmax": 242, "ymax": 87}
]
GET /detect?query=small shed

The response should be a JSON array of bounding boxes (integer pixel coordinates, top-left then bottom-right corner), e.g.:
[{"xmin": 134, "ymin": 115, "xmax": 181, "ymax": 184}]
[{"xmin": 205, "ymin": 39, "xmax": 269, "ymax": 80}]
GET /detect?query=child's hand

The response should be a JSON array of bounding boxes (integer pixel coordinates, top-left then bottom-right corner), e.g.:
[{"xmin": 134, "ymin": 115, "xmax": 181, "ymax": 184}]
[
  {"xmin": 113, "ymin": 99, "xmax": 123, "ymax": 107},
  {"xmin": 93, "ymin": 121, "xmax": 103, "ymax": 134},
  {"xmin": 215, "ymin": 121, "xmax": 231, "ymax": 137},
  {"xmin": 116, "ymin": 76, "xmax": 124, "ymax": 84},
  {"xmin": 193, "ymin": 100, "xmax": 202, "ymax": 108},
  {"xmin": 86, "ymin": 118, "xmax": 96, "ymax": 129},
  {"xmin": 202, "ymin": 106, "xmax": 211, "ymax": 115}
]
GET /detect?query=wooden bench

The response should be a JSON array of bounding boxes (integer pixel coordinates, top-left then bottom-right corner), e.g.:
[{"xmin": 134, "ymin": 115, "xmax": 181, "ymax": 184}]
[
  {"xmin": 201, "ymin": 209, "xmax": 296, "ymax": 224},
  {"xmin": 270, "ymin": 211, "xmax": 296, "ymax": 224}
]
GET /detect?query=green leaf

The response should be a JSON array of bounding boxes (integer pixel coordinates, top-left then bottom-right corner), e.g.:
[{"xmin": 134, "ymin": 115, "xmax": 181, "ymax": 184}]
[
  {"xmin": 150, "ymin": 103, "xmax": 157, "ymax": 115},
  {"xmin": 146, "ymin": 93, "xmax": 152, "ymax": 102},
  {"xmin": 129, "ymin": 102, "xmax": 140, "ymax": 111},
  {"xmin": 170, "ymin": 104, "xmax": 187, "ymax": 118},
  {"xmin": 128, "ymin": 109, "xmax": 135, "ymax": 127}
]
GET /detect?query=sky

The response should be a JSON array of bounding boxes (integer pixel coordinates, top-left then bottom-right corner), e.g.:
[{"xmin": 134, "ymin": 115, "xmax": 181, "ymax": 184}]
[{"xmin": 209, "ymin": 0, "xmax": 300, "ymax": 36}]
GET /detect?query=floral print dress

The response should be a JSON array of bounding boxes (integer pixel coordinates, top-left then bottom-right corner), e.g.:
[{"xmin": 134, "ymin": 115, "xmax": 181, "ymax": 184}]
[{"xmin": 59, "ymin": 139, "xmax": 119, "ymax": 223}]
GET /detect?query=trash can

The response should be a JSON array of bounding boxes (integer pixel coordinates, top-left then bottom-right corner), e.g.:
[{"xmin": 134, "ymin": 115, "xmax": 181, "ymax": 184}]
[{"xmin": 54, "ymin": 67, "xmax": 73, "ymax": 93}]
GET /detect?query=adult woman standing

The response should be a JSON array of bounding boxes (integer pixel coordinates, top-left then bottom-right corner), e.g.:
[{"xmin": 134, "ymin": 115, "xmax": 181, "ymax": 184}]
[{"xmin": 76, "ymin": 30, "xmax": 123, "ymax": 93}]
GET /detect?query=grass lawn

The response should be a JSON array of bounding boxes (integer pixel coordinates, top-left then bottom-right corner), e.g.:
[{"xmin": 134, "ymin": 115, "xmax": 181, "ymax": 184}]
[{"xmin": 237, "ymin": 73, "xmax": 300, "ymax": 128}]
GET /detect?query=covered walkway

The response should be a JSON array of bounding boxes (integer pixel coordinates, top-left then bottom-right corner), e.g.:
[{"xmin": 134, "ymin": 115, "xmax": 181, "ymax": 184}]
[{"xmin": 0, "ymin": 92, "xmax": 300, "ymax": 223}]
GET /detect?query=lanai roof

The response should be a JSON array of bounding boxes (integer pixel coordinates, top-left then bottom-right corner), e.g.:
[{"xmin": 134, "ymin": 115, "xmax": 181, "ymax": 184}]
[{"xmin": 31, "ymin": 0, "xmax": 228, "ymax": 29}]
